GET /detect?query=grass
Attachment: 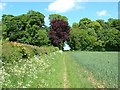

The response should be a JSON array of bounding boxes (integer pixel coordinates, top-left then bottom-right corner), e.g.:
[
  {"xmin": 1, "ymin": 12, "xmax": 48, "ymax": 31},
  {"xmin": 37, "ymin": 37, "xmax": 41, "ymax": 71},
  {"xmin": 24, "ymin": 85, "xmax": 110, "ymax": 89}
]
[
  {"xmin": 64, "ymin": 52, "xmax": 95, "ymax": 88},
  {"xmin": 43, "ymin": 52, "xmax": 64, "ymax": 88},
  {"xmin": 2, "ymin": 51, "xmax": 64, "ymax": 88},
  {"xmin": 2, "ymin": 43, "xmax": 118, "ymax": 88},
  {"xmin": 2, "ymin": 41, "xmax": 61, "ymax": 88}
]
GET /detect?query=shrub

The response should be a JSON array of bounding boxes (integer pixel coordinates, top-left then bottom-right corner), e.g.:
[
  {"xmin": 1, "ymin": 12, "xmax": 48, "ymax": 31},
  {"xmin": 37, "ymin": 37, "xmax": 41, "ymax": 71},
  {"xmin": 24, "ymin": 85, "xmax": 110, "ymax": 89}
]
[{"xmin": 2, "ymin": 41, "xmax": 59, "ymax": 64}]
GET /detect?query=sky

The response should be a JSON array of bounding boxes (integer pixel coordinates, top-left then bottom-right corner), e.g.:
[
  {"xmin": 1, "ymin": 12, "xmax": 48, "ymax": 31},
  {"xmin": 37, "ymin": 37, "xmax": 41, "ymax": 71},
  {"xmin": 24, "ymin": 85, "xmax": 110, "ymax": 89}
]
[{"xmin": 0, "ymin": 0, "xmax": 119, "ymax": 26}]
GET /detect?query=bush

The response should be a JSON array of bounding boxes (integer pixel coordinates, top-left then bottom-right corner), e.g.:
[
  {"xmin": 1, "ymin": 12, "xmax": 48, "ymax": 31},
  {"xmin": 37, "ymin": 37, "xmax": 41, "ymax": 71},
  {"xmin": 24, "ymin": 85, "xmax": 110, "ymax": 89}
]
[
  {"xmin": 2, "ymin": 41, "xmax": 59, "ymax": 64},
  {"xmin": 2, "ymin": 42, "xmax": 23, "ymax": 63}
]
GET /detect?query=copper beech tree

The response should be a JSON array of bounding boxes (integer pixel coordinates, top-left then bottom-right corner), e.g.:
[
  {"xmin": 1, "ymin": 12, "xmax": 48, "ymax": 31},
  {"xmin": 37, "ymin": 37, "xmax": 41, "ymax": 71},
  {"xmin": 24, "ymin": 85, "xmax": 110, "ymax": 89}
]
[{"xmin": 49, "ymin": 20, "xmax": 70, "ymax": 50}]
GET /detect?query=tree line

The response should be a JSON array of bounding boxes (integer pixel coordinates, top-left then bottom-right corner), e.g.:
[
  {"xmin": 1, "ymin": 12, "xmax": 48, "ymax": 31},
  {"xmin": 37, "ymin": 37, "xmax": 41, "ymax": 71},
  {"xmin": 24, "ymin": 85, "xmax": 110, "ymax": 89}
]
[{"xmin": 2, "ymin": 10, "xmax": 120, "ymax": 51}]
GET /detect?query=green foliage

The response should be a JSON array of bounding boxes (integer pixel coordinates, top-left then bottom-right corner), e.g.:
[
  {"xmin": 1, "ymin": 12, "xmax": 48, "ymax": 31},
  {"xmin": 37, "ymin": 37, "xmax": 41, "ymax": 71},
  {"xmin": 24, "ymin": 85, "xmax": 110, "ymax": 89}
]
[
  {"xmin": 68, "ymin": 28, "xmax": 97, "ymax": 51},
  {"xmin": 89, "ymin": 21, "xmax": 102, "ymax": 30},
  {"xmin": 34, "ymin": 29, "xmax": 50, "ymax": 46},
  {"xmin": 95, "ymin": 28, "xmax": 120, "ymax": 51},
  {"xmin": 79, "ymin": 18, "xmax": 92, "ymax": 29},
  {"xmin": 49, "ymin": 14, "xmax": 68, "ymax": 22},
  {"xmin": 108, "ymin": 18, "xmax": 120, "ymax": 31},
  {"xmin": 17, "ymin": 25, "xmax": 50, "ymax": 46},
  {"xmin": 2, "ymin": 10, "xmax": 120, "ymax": 51},
  {"xmin": 96, "ymin": 19, "xmax": 108, "ymax": 29},
  {"xmin": 72, "ymin": 22, "xmax": 79, "ymax": 29},
  {"xmin": 2, "ymin": 10, "xmax": 49, "ymax": 46},
  {"xmin": 2, "ymin": 41, "xmax": 59, "ymax": 64},
  {"xmin": 68, "ymin": 18, "xmax": 120, "ymax": 51},
  {"xmin": 68, "ymin": 28, "xmax": 81, "ymax": 50},
  {"xmin": 2, "ymin": 42, "xmax": 23, "ymax": 63}
]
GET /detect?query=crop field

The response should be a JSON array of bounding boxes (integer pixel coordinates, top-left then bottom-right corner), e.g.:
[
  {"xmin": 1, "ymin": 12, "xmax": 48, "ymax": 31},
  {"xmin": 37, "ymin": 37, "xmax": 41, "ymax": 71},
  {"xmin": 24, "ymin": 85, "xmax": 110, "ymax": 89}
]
[
  {"xmin": 66, "ymin": 51, "xmax": 118, "ymax": 88},
  {"xmin": 1, "ymin": 42, "xmax": 118, "ymax": 88}
]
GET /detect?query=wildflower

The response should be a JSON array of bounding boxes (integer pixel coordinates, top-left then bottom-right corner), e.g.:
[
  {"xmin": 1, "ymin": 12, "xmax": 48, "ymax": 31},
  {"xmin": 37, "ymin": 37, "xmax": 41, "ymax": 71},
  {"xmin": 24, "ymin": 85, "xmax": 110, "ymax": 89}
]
[
  {"xmin": 22, "ymin": 86, "xmax": 27, "ymax": 88},
  {"xmin": 26, "ymin": 84, "xmax": 31, "ymax": 87},
  {"xmin": 59, "ymin": 50, "xmax": 63, "ymax": 54}
]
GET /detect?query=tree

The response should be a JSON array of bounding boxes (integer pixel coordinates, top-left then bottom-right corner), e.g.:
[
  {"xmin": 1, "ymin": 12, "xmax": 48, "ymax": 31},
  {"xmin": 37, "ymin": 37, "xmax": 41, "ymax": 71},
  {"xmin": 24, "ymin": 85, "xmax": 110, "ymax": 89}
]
[
  {"xmin": 107, "ymin": 18, "xmax": 120, "ymax": 31},
  {"xmin": 2, "ymin": 12, "xmax": 120, "ymax": 51},
  {"xmin": 89, "ymin": 21, "xmax": 102, "ymax": 30},
  {"xmin": 49, "ymin": 20, "xmax": 70, "ymax": 50},
  {"xmin": 26, "ymin": 10, "xmax": 45, "ymax": 27},
  {"xmin": 2, "ymin": 14, "xmax": 14, "ymax": 39},
  {"xmin": 79, "ymin": 18, "xmax": 92, "ymax": 29},
  {"xmin": 104, "ymin": 29, "xmax": 120, "ymax": 51},
  {"xmin": 94, "ymin": 28, "xmax": 120, "ymax": 51},
  {"xmin": 96, "ymin": 19, "xmax": 108, "ymax": 29},
  {"xmin": 34, "ymin": 29, "xmax": 50, "ymax": 46},
  {"xmin": 2, "ymin": 10, "xmax": 50, "ymax": 46},
  {"xmin": 72, "ymin": 22, "xmax": 79, "ymax": 29},
  {"xmin": 68, "ymin": 28, "xmax": 97, "ymax": 51},
  {"xmin": 68, "ymin": 28, "xmax": 81, "ymax": 50},
  {"xmin": 49, "ymin": 14, "xmax": 68, "ymax": 22}
]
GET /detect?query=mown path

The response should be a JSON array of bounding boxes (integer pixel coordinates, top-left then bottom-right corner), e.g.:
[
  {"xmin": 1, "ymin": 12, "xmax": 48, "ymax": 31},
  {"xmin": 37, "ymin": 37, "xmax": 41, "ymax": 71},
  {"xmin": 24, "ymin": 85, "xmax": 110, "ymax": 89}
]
[{"xmin": 63, "ymin": 53, "xmax": 69, "ymax": 88}]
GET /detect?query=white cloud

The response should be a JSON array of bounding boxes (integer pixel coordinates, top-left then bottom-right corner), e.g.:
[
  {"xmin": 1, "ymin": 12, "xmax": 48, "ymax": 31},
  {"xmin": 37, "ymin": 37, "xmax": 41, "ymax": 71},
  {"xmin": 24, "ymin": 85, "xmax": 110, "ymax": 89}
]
[
  {"xmin": 0, "ymin": 3, "xmax": 6, "ymax": 11},
  {"xmin": 75, "ymin": 5, "xmax": 85, "ymax": 9},
  {"xmin": 47, "ymin": 0, "xmax": 76, "ymax": 13},
  {"xmin": 96, "ymin": 10, "xmax": 108, "ymax": 16}
]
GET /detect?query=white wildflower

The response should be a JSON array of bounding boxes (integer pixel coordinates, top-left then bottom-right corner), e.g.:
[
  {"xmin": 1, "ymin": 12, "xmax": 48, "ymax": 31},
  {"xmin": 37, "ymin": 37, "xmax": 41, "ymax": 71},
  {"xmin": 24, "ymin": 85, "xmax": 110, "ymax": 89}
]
[{"xmin": 59, "ymin": 50, "xmax": 63, "ymax": 54}]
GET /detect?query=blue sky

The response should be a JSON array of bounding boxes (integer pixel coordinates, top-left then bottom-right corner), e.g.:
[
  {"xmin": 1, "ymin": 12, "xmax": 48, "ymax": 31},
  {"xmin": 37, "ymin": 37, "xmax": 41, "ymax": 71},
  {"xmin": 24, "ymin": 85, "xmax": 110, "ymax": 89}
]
[{"xmin": 0, "ymin": 1, "xmax": 118, "ymax": 26}]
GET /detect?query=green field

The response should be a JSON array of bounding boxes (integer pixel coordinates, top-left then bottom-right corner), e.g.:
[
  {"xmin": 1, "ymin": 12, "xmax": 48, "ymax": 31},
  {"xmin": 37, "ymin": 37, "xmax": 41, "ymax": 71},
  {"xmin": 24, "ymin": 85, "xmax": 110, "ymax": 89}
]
[
  {"xmin": 2, "ymin": 49, "xmax": 118, "ymax": 88},
  {"xmin": 65, "ymin": 51, "xmax": 118, "ymax": 88}
]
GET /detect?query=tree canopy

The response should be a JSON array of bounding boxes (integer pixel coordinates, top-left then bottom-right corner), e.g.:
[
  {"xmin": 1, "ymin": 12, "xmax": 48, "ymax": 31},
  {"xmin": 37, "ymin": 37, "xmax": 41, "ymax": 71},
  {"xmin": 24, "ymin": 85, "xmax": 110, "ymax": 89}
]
[
  {"xmin": 68, "ymin": 18, "xmax": 120, "ymax": 51},
  {"xmin": 2, "ymin": 10, "xmax": 49, "ymax": 46},
  {"xmin": 2, "ymin": 10, "xmax": 120, "ymax": 51},
  {"xmin": 49, "ymin": 14, "xmax": 68, "ymax": 22},
  {"xmin": 49, "ymin": 20, "xmax": 70, "ymax": 50}
]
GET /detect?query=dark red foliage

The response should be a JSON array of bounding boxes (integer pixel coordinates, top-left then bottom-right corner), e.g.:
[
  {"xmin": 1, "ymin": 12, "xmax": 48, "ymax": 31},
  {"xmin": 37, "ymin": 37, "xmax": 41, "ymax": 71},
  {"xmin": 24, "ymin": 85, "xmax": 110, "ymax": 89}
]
[{"xmin": 49, "ymin": 20, "xmax": 70, "ymax": 49}]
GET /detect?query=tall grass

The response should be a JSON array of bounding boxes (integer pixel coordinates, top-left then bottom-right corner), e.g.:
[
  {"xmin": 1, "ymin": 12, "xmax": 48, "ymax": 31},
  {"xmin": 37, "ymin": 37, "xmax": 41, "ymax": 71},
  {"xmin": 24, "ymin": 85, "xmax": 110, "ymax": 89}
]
[
  {"xmin": 2, "ymin": 41, "xmax": 64, "ymax": 88},
  {"xmin": 2, "ymin": 50, "xmax": 64, "ymax": 88}
]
